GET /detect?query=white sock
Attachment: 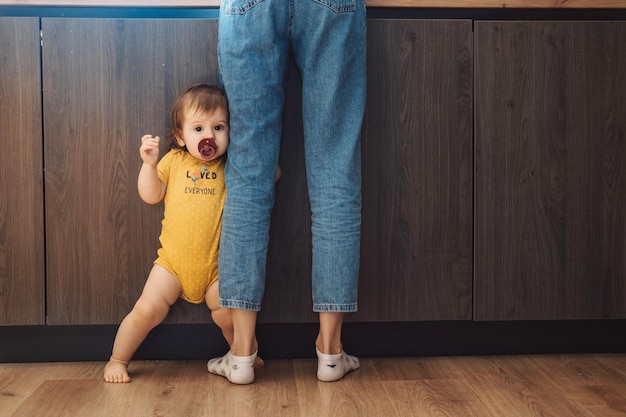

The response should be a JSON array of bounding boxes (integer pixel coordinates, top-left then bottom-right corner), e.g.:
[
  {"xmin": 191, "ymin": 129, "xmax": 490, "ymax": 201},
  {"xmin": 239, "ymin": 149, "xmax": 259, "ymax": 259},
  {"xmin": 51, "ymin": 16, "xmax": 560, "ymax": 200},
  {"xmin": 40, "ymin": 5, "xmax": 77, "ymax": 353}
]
[
  {"xmin": 316, "ymin": 347, "xmax": 360, "ymax": 382},
  {"xmin": 207, "ymin": 350, "xmax": 256, "ymax": 385}
]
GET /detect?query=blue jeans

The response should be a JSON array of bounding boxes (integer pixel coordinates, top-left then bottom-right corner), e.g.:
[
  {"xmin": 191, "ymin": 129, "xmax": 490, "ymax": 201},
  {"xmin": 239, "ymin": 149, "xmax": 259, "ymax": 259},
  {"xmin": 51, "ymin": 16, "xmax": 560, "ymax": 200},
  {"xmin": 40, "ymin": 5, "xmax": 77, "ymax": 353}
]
[{"xmin": 217, "ymin": 0, "xmax": 366, "ymax": 313}]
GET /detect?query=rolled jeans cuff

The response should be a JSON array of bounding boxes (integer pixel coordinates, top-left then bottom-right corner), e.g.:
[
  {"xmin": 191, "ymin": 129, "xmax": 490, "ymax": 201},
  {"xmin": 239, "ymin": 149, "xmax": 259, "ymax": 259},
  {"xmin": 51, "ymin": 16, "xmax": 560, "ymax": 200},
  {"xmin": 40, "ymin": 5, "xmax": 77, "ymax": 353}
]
[
  {"xmin": 313, "ymin": 303, "xmax": 358, "ymax": 313},
  {"xmin": 219, "ymin": 298, "xmax": 262, "ymax": 312}
]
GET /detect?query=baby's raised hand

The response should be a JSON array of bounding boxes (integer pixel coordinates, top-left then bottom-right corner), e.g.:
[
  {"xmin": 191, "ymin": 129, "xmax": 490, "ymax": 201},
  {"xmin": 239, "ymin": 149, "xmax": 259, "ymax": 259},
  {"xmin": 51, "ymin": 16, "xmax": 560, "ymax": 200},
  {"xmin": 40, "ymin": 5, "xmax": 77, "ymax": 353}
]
[{"xmin": 139, "ymin": 134, "xmax": 160, "ymax": 165}]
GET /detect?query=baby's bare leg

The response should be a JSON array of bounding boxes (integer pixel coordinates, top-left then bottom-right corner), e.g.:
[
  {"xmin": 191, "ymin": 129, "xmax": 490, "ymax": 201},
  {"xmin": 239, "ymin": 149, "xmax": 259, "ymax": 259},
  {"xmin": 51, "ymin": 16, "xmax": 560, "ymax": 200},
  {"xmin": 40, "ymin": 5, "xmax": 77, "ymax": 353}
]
[
  {"xmin": 104, "ymin": 265, "xmax": 181, "ymax": 383},
  {"xmin": 206, "ymin": 282, "xmax": 264, "ymax": 369}
]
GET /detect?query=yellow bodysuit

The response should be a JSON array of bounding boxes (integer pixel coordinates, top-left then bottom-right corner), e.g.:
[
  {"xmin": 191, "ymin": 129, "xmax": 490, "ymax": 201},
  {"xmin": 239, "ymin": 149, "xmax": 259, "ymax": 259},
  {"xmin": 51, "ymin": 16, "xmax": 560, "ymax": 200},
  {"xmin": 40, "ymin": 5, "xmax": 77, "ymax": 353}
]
[{"xmin": 154, "ymin": 149, "xmax": 226, "ymax": 303}]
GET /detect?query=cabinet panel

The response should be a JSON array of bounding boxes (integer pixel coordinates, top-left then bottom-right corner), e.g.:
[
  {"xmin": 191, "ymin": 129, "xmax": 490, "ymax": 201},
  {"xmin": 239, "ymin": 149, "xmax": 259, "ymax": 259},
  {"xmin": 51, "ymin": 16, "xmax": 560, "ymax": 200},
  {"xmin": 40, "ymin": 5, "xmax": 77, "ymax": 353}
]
[
  {"xmin": 263, "ymin": 19, "xmax": 474, "ymax": 322},
  {"xmin": 43, "ymin": 18, "xmax": 219, "ymax": 324},
  {"xmin": 0, "ymin": 17, "xmax": 45, "ymax": 325},
  {"xmin": 475, "ymin": 22, "xmax": 626, "ymax": 320},
  {"xmin": 358, "ymin": 20, "xmax": 473, "ymax": 321}
]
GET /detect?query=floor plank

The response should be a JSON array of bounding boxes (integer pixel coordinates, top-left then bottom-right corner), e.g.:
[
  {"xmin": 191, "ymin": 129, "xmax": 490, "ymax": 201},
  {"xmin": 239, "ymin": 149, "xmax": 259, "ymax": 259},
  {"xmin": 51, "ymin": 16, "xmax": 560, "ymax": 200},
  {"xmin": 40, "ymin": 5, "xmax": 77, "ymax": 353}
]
[
  {"xmin": 383, "ymin": 379, "xmax": 495, "ymax": 417},
  {"xmin": 294, "ymin": 359, "xmax": 399, "ymax": 417}
]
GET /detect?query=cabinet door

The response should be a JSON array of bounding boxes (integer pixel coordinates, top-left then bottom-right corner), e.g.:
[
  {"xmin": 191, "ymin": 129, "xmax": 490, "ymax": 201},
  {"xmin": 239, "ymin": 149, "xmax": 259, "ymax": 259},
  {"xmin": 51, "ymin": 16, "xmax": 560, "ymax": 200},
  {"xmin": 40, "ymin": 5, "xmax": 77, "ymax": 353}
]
[
  {"xmin": 262, "ymin": 19, "xmax": 474, "ymax": 323},
  {"xmin": 0, "ymin": 17, "xmax": 45, "ymax": 325},
  {"xmin": 359, "ymin": 20, "xmax": 473, "ymax": 321},
  {"xmin": 475, "ymin": 22, "xmax": 626, "ymax": 320},
  {"xmin": 42, "ymin": 18, "xmax": 219, "ymax": 324}
]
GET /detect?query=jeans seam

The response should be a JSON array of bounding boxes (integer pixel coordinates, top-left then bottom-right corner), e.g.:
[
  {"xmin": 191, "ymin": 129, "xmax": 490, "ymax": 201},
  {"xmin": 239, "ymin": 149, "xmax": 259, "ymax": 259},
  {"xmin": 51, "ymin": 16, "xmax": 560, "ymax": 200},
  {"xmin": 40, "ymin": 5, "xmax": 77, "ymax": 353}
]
[
  {"xmin": 312, "ymin": 0, "xmax": 356, "ymax": 13},
  {"xmin": 226, "ymin": 0, "xmax": 264, "ymax": 15}
]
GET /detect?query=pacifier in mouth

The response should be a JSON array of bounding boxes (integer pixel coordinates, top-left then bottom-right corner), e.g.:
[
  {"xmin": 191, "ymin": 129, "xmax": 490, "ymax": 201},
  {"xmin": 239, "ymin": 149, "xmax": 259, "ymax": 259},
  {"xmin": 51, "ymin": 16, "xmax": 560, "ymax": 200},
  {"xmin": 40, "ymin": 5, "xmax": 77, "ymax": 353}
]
[{"xmin": 198, "ymin": 138, "xmax": 218, "ymax": 160}]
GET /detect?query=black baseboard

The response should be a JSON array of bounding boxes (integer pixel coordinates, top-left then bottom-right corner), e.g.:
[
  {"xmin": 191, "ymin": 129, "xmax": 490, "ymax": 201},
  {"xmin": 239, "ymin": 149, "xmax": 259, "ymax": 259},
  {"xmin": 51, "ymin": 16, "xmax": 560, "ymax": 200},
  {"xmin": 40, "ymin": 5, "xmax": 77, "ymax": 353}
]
[{"xmin": 1, "ymin": 320, "xmax": 625, "ymax": 363}]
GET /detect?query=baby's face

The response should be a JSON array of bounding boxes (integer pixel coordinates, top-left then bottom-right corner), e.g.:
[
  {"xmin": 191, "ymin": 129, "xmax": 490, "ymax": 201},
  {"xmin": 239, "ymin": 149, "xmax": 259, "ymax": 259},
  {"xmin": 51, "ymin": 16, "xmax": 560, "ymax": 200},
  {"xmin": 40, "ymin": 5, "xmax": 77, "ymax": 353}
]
[{"xmin": 177, "ymin": 107, "xmax": 229, "ymax": 161}]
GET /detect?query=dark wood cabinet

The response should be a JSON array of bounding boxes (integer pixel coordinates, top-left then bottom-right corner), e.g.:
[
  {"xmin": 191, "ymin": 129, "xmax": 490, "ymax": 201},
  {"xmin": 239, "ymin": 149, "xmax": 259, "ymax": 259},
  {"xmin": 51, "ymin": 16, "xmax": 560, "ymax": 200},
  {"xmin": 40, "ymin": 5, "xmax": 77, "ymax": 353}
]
[
  {"xmin": 0, "ymin": 17, "xmax": 45, "ymax": 325},
  {"xmin": 474, "ymin": 21, "xmax": 626, "ymax": 320},
  {"xmin": 40, "ymin": 17, "xmax": 474, "ymax": 325},
  {"xmin": 357, "ymin": 19, "xmax": 473, "ymax": 321},
  {"xmin": 1, "ymin": 14, "xmax": 624, "ymax": 329},
  {"xmin": 42, "ymin": 18, "xmax": 220, "ymax": 324}
]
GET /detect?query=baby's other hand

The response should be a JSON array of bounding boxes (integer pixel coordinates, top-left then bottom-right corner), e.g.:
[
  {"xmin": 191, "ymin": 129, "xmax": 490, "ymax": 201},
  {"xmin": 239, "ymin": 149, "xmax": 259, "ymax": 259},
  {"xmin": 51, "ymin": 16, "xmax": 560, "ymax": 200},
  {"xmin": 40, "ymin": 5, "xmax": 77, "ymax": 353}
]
[{"xmin": 140, "ymin": 134, "xmax": 160, "ymax": 165}]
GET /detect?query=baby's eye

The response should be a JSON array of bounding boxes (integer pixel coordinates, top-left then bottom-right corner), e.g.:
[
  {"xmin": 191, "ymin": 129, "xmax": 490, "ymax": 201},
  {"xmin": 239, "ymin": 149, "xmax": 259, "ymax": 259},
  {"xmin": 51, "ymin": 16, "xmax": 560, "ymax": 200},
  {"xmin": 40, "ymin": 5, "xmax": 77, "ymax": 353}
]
[
  {"xmin": 214, "ymin": 125, "xmax": 223, "ymax": 131},
  {"xmin": 195, "ymin": 126, "xmax": 203, "ymax": 132}
]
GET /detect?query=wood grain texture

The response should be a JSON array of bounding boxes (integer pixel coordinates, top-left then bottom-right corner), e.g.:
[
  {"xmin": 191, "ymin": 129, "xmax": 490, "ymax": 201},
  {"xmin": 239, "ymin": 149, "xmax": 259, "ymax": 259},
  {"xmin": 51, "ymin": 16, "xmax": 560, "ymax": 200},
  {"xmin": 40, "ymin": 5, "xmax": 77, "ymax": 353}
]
[
  {"xmin": 294, "ymin": 359, "xmax": 394, "ymax": 417},
  {"xmin": 474, "ymin": 22, "xmax": 626, "ymax": 320},
  {"xmin": 1, "ymin": 0, "xmax": 625, "ymax": 8},
  {"xmin": 1, "ymin": 354, "xmax": 625, "ymax": 417},
  {"xmin": 264, "ymin": 20, "xmax": 475, "ymax": 323},
  {"xmin": 358, "ymin": 19, "xmax": 473, "ymax": 321},
  {"xmin": 42, "ymin": 18, "xmax": 220, "ymax": 324},
  {"xmin": 0, "ymin": 17, "xmax": 45, "ymax": 325}
]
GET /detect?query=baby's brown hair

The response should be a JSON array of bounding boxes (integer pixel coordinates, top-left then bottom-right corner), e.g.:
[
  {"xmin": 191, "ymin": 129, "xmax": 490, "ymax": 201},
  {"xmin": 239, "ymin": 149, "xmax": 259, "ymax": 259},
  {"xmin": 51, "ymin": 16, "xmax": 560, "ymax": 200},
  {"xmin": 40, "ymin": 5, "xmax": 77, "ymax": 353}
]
[{"xmin": 169, "ymin": 84, "xmax": 229, "ymax": 151}]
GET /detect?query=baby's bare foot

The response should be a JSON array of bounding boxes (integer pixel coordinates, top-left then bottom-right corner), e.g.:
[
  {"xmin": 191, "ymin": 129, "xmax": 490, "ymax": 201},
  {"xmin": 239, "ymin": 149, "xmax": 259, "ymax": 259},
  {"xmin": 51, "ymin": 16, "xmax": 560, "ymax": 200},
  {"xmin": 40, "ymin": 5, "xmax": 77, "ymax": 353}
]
[
  {"xmin": 253, "ymin": 355, "xmax": 264, "ymax": 369},
  {"xmin": 104, "ymin": 357, "xmax": 131, "ymax": 383}
]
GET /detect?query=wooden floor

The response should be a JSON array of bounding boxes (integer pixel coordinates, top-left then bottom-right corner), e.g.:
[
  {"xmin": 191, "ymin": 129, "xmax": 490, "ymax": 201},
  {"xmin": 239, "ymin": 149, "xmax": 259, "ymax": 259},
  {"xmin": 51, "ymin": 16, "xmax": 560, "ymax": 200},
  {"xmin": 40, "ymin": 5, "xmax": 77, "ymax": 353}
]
[{"xmin": 1, "ymin": 354, "xmax": 625, "ymax": 417}]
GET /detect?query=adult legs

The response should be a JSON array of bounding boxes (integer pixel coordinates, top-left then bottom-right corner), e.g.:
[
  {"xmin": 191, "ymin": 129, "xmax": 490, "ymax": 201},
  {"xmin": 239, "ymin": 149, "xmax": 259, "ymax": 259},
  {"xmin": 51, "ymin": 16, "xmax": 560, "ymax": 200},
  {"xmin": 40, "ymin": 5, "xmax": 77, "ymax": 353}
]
[
  {"xmin": 206, "ymin": 281, "xmax": 264, "ymax": 369},
  {"xmin": 292, "ymin": 0, "xmax": 366, "ymax": 379},
  {"xmin": 217, "ymin": 0, "xmax": 366, "ymax": 382},
  {"xmin": 214, "ymin": 0, "xmax": 289, "ymax": 383}
]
